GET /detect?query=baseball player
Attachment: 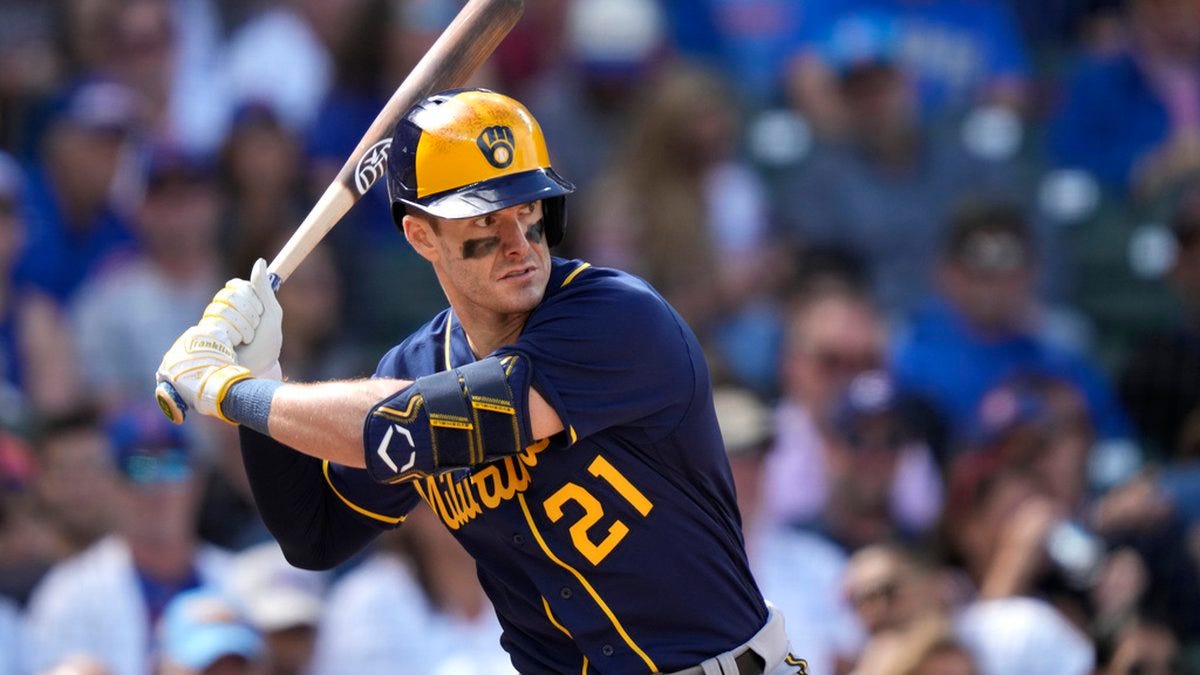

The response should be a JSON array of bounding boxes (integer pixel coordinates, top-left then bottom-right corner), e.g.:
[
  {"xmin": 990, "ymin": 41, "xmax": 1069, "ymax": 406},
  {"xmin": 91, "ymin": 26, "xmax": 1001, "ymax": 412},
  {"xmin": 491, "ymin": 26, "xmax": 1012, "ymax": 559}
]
[{"xmin": 157, "ymin": 89, "xmax": 807, "ymax": 675}]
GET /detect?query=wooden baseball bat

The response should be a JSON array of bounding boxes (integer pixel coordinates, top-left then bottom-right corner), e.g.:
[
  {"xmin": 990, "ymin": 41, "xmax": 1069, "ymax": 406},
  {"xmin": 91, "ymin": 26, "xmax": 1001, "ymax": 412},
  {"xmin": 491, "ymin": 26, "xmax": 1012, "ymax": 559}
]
[{"xmin": 156, "ymin": 0, "xmax": 525, "ymax": 424}]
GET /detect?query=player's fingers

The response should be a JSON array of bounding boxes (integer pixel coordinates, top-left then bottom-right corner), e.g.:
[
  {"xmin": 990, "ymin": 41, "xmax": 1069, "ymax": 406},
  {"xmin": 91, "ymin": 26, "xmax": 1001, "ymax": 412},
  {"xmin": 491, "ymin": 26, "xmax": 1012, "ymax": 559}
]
[
  {"xmin": 250, "ymin": 259, "xmax": 270, "ymax": 297},
  {"xmin": 212, "ymin": 282, "xmax": 263, "ymax": 333},
  {"xmin": 201, "ymin": 300, "xmax": 254, "ymax": 343},
  {"xmin": 249, "ymin": 259, "xmax": 282, "ymax": 315},
  {"xmin": 220, "ymin": 278, "xmax": 265, "ymax": 318}
]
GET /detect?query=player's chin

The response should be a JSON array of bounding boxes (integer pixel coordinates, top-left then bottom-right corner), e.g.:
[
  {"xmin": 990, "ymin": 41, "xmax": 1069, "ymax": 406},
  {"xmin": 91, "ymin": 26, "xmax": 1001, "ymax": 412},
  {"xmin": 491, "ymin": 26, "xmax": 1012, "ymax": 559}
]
[
  {"xmin": 498, "ymin": 285, "xmax": 546, "ymax": 314},
  {"xmin": 492, "ymin": 275, "xmax": 547, "ymax": 313}
]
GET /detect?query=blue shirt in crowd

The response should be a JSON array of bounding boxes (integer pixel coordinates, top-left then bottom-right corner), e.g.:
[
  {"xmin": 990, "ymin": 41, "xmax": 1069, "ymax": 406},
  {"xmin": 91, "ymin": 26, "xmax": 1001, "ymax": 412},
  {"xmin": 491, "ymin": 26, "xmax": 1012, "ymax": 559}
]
[
  {"xmin": 14, "ymin": 164, "xmax": 135, "ymax": 304},
  {"xmin": 1047, "ymin": 52, "xmax": 1171, "ymax": 192},
  {"xmin": 796, "ymin": 0, "xmax": 1030, "ymax": 119},
  {"xmin": 893, "ymin": 295, "xmax": 1132, "ymax": 444}
]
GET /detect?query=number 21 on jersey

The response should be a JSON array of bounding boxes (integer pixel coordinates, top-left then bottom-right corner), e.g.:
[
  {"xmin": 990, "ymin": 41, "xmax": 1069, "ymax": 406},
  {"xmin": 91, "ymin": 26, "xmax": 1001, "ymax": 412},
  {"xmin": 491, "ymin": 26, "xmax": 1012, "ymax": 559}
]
[{"xmin": 542, "ymin": 455, "xmax": 653, "ymax": 565}]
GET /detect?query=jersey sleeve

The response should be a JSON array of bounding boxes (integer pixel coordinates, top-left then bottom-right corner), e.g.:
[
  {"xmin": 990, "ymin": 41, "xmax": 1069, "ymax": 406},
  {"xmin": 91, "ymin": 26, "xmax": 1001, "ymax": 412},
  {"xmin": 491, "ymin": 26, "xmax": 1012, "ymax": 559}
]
[
  {"xmin": 322, "ymin": 461, "xmax": 424, "ymax": 526},
  {"xmin": 238, "ymin": 428, "xmax": 401, "ymax": 570},
  {"xmin": 498, "ymin": 267, "xmax": 701, "ymax": 444}
]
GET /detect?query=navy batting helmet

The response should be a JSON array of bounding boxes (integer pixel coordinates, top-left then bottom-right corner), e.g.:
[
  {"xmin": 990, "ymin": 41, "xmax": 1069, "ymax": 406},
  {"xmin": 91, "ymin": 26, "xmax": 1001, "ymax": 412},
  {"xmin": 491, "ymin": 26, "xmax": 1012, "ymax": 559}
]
[{"xmin": 386, "ymin": 88, "xmax": 574, "ymax": 246}]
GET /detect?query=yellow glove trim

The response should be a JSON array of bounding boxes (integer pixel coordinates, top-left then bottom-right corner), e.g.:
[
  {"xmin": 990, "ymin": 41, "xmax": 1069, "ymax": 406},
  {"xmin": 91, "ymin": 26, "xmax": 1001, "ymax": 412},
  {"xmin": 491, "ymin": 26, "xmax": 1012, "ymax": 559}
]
[{"xmin": 204, "ymin": 365, "xmax": 253, "ymax": 425}]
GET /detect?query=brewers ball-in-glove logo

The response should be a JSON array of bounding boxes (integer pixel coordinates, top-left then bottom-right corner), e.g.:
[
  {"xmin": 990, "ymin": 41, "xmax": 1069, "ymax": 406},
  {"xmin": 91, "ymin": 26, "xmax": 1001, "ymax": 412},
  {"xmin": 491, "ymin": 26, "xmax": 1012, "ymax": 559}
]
[{"xmin": 476, "ymin": 126, "xmax": 515, "ymax": 168}]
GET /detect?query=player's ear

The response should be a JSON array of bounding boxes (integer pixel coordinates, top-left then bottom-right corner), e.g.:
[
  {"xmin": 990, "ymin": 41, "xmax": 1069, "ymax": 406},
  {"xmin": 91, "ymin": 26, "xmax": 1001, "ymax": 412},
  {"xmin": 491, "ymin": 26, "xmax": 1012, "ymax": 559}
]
[{"xmin": 403, "ymin": 214, "xmax": 439, "ymax": 262}]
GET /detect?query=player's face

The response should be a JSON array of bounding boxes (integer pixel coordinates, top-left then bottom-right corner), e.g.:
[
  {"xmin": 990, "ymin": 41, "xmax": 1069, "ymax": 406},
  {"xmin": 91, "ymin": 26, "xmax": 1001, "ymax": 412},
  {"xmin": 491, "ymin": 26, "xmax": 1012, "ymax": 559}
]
[{"xmin": 421, "ymin": 200, "xmax": 551, "ymax": 320}]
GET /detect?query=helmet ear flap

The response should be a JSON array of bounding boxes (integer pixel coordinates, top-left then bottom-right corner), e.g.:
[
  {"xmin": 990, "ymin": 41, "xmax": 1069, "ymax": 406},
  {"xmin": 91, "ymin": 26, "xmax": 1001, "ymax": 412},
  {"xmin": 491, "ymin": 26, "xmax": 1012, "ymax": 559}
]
[
  {"xmin": 544, "ymin": 195, "xmax": 567, "ymax": 247},
  {"xmin": 391, "ymin": 202, "xmax": 406, "ymax": 232}
]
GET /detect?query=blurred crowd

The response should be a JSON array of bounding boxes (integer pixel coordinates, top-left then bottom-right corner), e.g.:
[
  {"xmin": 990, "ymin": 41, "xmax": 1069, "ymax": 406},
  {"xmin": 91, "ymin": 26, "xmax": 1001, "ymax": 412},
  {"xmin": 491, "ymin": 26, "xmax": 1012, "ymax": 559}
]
[{"xmin": 0, "ymin": 0, "xmax": 1199, "ymax": 673}]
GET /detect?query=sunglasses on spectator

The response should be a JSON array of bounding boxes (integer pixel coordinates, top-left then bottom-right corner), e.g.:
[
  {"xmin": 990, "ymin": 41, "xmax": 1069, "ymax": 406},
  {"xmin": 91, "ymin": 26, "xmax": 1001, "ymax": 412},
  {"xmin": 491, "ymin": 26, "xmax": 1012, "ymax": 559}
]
[
  {"xmin": 846, "ymin": 579, "xmax": 900, "ymax": 610},
  {"xmin": 807, "ymin": 348, "xmax": 882, "ymax": 375},
  {"xmin": 120, "ymin": 447, "xmax": 192, "ymax": 485},
  {"xmin": 837, "ymin": 424, "xmax": 909, "ymax": 452}
]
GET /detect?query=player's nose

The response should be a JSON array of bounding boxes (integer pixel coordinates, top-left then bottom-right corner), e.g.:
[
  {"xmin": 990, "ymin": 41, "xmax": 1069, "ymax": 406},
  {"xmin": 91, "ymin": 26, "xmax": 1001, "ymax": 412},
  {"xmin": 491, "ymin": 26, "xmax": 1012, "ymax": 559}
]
[{"xmin": 495, "ymin": 206, "xmax": 532, "ymax": 255}]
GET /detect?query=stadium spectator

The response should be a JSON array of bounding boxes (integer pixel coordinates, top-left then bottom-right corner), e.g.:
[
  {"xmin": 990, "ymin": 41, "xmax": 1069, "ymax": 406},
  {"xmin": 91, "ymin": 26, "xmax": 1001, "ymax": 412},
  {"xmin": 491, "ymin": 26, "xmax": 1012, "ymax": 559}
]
[
  {"xmin": 1094, "ymin": 615, "xmax": 1189, "ymax": 675},
  {"xmin": 15, "ymin": 77, "xmax": 140, "ymax": 305},
  {"xmin": 1120, "ymin": 183, "xmax": 1200, "ymax": 461},
  {"xmin": 785, "ymin": 0, "xmax": 1032, "ymax": 138},
  {"xmin": 217, "ymin": 102, "xmax": 304, "ymax": 281},
  {"xmin": 30, "ymin": 407, "xmax": 119, "ymax": 556},
  {"xmin": 712, "ymin": 384, "xmax": 776, "ymax": 540},
  {"xmin": 0, "ymin": 428, "xmax": 65, "ymax": 607},
  {"xmin": 38, "ymin": 655, "xmax": 114, "ymax": 675},
  {"xmin": 893, "ymin": 200, "xmax": 1130, "ymax": 446},
  {"xmin": 944, "ymin": 379, "xmax": 1200, "ymax": 644},
  {"xmin": 156, "ymin": 587, "xmax": 266, "ymax": 675},
  {"xmin": 304, "ymin": 0, "xmax": 450, "ymax": 350},
  {"xmin": 310, "ymin": 508, "xmax": 514, "ymax": 675},
  {"xmin": 221, "ymin": 0, "xmax": 340, "ymax": 136},
  {"xmin": 774, "ymin": 35, "xmax": 1024, "ymax": 317},
  {"xmin": 528, "ymin": 0, "xmax": 666, "ymax": 198},
  {"xmin": 660, "ymin": 0, "xmax": 804, "ymax": 107},
  {"xmin": 273, "ymin": 239, "xmax": 371, "ymax": 382},
  {"xmin": 853, "ymin": 615, "xmax": 979, "ymax": 675},
  {"xmin": 227, "ymin": 543, "xmax": 325, "ymax": 675},
  {"xmin": 954, "ymin": 595, "xmax": 1094, "ymax": 675},
  {"xmin": 579, "ymin": 63, "xmax": 783, "ymax": 389},
  {"xmin": 759, "ymin": 285, "xmax": 942, "ymax": 532},
  {"xmin": 23, "ymin": 405, "xmax": 233, "ymax": 675},
  {"xmin": 1047, "ymin": 0, "xmax": 1200, "ymax": 199},
  {"xmin": 757, "ymin": 370, "xmax": 936, "ymax": 674},
  {"xmin": 71, "ymin": 144, "xmax": 223, "ymax": 411},
  {"xmin": 0, "ymin": 150, "xmax": 80, "ymax": 417}
]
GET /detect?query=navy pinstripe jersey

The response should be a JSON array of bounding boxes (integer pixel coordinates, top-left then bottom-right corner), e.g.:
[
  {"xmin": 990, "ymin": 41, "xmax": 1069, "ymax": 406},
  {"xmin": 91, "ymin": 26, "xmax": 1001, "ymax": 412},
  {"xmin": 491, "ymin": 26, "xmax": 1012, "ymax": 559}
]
[{"xmin": 325, "ymin": 258, "xmax": 768, "ymax": 674}]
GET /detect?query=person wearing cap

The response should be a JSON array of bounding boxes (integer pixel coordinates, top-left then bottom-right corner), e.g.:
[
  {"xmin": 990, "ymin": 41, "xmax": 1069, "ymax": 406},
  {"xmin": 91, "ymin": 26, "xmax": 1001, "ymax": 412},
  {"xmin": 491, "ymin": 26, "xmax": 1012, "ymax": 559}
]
[
  {"xmin": 71, "ymin": 142, "xmax": 225, "ymax": 413},
  {"xmin": 759, "ymin": 283, "xmax": 943, "ymax": 536},
  {"xmin": 774, "ymin": 14, "xmax": 1024, "ymax": 319},
  {"xmin": 756, "ymin": 369, "xmax": 937, "ymax": 675},
  {"xmin": 310, "ymin": 507, "xmax": 515, "ymax": 675},
  {"xmin": 711, "ymin": 384, "xmax": 776, "ymax": 537},
  {"xmin": 157, "ymin": 587, "xmax": 265, "ymax": 675},
  {"xmin": 15, "ymin": 77, "xmax": 141, "ymax": 305},
  {"xmin": 893, "ymin": 199, "xmax": 1132, "ymax": 451},
  {"xmin": 227, "ymin": 543, "xmax": 325, "ymax": 675},
  {"xmin": 23, "ymin": 404, "xmax": 233, "ymax": 675},
  {"xmin": 786, "ymin": 0, "xmax": 1030, "ymax": 137}
]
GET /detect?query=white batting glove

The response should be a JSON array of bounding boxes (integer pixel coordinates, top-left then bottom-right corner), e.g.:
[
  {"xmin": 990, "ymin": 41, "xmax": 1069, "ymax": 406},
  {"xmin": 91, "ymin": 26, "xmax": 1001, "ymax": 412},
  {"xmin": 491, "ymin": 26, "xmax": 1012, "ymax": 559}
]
[
  {"xmin": 199, "ymin": 259, "xmax": 283, "ymax": 381},
  {"xmin": 156, "ymin": 325, "xmax": 251, "ymax": 423},
  {"xmin": 236, "ymin": 259, "xmax": 283, "ymax": 381}
]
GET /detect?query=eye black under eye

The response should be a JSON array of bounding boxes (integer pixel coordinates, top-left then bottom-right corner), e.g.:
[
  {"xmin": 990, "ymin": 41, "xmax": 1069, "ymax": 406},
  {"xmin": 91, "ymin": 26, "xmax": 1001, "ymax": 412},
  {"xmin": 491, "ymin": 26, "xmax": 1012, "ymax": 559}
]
[
  {"xmin": 462, "ymin": 237, "xmax": 500, "ymax": 259},
  {"xmin": 526, "ymin": 219, "xmax": 545, "ymax": 243}
]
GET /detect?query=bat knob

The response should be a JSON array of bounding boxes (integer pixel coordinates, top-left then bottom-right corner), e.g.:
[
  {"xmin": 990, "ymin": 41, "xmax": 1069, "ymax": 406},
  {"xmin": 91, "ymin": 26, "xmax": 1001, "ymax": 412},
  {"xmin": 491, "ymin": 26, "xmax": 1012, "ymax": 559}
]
[{"xmin": 155, "ymin": 381, "xmax": 188, "ymax": 425}]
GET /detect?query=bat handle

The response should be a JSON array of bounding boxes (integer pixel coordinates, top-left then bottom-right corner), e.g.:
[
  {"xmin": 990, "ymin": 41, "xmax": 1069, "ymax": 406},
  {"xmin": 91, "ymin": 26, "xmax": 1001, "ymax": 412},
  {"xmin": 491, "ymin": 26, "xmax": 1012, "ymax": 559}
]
[
  {"xmin": 269, "ymin": 271, "xmax": 282, "ymax": 292},
  {"xmin": 156, "ymin": 381, "xmax": 188, "ymax": 424}
]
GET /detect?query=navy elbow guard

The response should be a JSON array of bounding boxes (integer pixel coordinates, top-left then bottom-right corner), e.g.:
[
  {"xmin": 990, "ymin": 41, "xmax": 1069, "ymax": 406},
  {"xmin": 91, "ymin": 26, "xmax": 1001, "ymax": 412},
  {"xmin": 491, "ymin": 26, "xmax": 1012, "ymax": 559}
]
[{"xmin": 364, "ymin": 356, "xmax": 532, "ymax": 483}]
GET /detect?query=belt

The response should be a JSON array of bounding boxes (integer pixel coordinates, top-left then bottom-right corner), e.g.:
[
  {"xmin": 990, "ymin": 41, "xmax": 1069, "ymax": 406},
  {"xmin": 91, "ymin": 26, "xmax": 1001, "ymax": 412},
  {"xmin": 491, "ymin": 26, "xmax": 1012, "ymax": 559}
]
[
  {"xmin": 663, "ymin": 606, "xmax": 789, "ymax": 675},
  {"xmin": 734, "ymin": 649, "xmax": 765, "ymax": 675}
]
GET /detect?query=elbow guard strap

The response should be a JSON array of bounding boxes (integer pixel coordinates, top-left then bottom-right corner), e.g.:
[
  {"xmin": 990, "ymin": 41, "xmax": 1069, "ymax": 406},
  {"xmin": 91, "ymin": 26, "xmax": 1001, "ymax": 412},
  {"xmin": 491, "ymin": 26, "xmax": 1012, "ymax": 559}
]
[{"xmin": 365, "ymin": 356, "xmax": 528, "ymax": 483}]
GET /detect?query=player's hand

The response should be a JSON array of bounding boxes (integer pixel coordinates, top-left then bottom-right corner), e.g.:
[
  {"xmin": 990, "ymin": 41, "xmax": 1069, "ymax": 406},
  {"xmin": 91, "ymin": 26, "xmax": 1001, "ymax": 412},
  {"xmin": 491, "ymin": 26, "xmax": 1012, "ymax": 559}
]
[
  {"xmin": 200, "ymin": 259, "xmax": 283, "ymax": 381},
  {"xmin": 235, "ymin": 259, "xmax": 283, "ymax": 381},
  {"xmin": 156, "ymin": 324, "xmax": 251, "ymax": 422}
]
